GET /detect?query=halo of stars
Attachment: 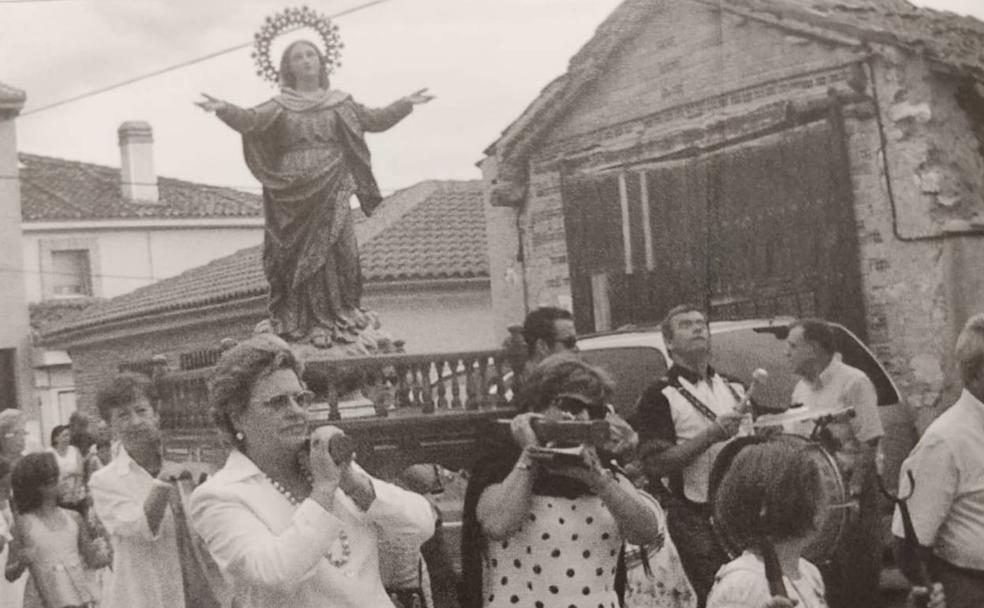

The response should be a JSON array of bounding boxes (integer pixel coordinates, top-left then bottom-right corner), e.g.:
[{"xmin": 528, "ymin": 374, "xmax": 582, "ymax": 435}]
[{"xmin": 251, "ymin": 6, "xmax": 343, "ymax": 86}]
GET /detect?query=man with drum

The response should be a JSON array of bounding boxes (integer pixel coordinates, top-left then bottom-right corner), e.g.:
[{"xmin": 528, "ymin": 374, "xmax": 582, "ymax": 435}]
[
  {"xmin": 630, "ymin": 303, "xmax": 749, "ymax": 608},
  {"xmin": 785, "ymin": 318, "xmax": 884, "ymax": 608},
  {"xmin": 893, "ymin": 313, "xmax": 984, "ymax": 608}
]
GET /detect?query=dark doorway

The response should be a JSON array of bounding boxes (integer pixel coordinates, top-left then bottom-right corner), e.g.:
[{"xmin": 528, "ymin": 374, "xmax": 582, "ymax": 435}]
[{"xmin": 0, "ymin": 349, "xmax": 19, "ymax": 412}]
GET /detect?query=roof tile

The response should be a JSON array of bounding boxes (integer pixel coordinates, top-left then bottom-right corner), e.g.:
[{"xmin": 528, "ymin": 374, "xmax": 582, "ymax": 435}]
[
  {"xmin": 18, "ymin": 153, "xmax": 263, "ymax": 221},
  {"xmin": 490, "ymin": 0, "xmax": 984, "ymax": 162},
  {"xmin": 44, "ymin": 181, "xmax": 488, "ymax": 338}
]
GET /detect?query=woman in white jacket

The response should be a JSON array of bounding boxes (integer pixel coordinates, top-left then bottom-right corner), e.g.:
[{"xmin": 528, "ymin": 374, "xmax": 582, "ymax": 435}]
[{"xmin": 190, "ymin": 333, "xmax": 435, "ymax": 608}]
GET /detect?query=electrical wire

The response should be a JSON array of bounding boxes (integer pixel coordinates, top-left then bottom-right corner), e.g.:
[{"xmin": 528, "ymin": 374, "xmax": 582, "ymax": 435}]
[
  {"xmin": 0, "ymin": 264, "xmax": 204, "ymax": 283},
  {"xmin": 17, "ymin": 0, "xmax": 398, "ymax": 117},
  {"xmin": 0, "ymin": 172, "xmax": 399, "ymax": 193}
]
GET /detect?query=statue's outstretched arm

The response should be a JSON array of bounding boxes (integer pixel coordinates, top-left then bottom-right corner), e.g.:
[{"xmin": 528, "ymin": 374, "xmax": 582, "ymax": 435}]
[
  {"xmin": 356, "ymin": 99, "xmax": 413, "ymax": 133},
  {"xmin": 356, "ymin": 88, "xmax": 433, "ymax": 133},
  {"xmin": 195, "ymin": 94, "xmax": 279, "ymax": 134}
]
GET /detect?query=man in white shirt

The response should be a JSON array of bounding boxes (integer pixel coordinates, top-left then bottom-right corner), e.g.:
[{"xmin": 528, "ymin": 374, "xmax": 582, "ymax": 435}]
[
  {"xmin": 785, "ymin": 318, "xmax": 884, "ymax": 608},
  {"xmin": 89, "ymin": 373, "xmax": 185, "ymax": 608},
  {"xmin": 894, "ymin": 313, "xmax": 984, "ymax": 608}
]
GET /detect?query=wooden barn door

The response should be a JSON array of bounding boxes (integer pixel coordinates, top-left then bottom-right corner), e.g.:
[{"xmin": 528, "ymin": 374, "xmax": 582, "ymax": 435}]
[{"xmin": 561, "ymin": 116, "xmax": 867, "ymax": 338}]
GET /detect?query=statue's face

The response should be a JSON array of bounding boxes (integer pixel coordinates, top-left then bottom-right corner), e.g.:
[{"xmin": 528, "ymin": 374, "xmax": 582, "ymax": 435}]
[{"xmin": 285, "ymin": 41, "xmax": 322, "ymax": 81}]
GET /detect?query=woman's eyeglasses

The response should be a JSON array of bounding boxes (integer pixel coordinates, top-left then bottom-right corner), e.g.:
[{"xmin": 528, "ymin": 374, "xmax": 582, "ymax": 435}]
[
  {"xmin": 553, "ymin": 395, "xmax": 606, "ymax": 419},
  {"xmin": 262, "ymin": 390, "xmax": 316, "ymax": 411}
]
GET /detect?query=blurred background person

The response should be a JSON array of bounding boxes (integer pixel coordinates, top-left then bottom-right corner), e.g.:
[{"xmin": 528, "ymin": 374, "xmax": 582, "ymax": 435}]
[
  {"xmin": 5, "ymin": 452, "xmax": 109, "ymax": 608},
  {"xmin": 89, "ymin": 373, "xmax": 184, "ymax": 608},
  {"xmin": 48, "ymin": 426, "xmax": 86, "ymax": 517}
]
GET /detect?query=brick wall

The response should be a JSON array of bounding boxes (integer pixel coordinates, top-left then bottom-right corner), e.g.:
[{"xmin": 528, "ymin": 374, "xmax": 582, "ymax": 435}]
[
  {"xmin": 845, "ymin": 51, "xmax": 984, "ymax": 425},
  {"xmin": 69, "ymin": 313, "xmax": 257, "ymax": 417},
  {"xmin": 515, "ymin": 4, "xmax": 866, "ymax": 316}
]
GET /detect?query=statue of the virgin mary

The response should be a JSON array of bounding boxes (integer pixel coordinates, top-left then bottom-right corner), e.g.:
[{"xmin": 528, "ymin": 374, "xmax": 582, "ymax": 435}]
[{"xmin": 196, "ymin": 8, "xmax": 433, "ymax": 349}]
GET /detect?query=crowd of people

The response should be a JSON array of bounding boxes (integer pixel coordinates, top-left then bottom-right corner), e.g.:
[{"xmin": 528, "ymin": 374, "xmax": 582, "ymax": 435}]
[{"xmin": 0, "ymin": 306, "xmax": 979, "ymax": 608}]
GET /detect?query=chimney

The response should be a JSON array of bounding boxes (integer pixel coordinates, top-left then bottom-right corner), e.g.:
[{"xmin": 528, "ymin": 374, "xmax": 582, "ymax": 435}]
[{"xmin": 118, "ymin": 121, "xmax": 159, "ymax": 203}]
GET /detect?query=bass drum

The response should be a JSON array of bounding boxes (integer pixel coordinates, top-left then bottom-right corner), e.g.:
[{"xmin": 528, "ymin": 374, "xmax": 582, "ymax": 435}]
[{"xmin": 711, "ymin": 434, "xmax": 850, "ymax": 565}]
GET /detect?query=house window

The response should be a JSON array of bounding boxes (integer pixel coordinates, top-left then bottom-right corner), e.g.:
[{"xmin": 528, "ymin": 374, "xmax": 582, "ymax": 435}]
[
  {"xmin": 50, "ymin": 250, "xmax": 92, "ymax": 297},
  {"xmin": 39, "ymin": 238, "xmax": 101, "ymax": 301}
]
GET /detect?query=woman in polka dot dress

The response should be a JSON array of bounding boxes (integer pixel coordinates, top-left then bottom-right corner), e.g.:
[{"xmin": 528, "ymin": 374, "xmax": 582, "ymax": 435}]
[{"xmin": 461, "ymin": 355, "xmax": 665, "ymax": 608}]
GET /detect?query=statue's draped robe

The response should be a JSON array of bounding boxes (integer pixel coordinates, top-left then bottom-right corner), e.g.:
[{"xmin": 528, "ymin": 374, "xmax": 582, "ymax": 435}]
[{"xmin": 217, "ymin": 89, "xmax": 412, "ymax": 341}]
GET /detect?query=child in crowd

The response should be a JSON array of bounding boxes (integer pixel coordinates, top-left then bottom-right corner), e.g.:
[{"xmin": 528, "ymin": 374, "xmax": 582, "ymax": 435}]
[
  {"xmin": 707, "ymin": 441, "xmax": 831, "ymax": 608},
  {"xmin": 708, "ymin": 441, "xmax": 944, "ymax": 608},
  {"xmin": 5, "ymin": 452, "xmax": 110, "ymax": 608}
]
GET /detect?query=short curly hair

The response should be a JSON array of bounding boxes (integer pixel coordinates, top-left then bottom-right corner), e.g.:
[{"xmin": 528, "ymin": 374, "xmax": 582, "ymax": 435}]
[
  {"xmin": 516, "ymin": 353, "xmax": 613, "ymax": 414},
  {"xmin": 94, "ymin": 373, "xmax": 157, "ymax": 423},
  {"xmin": 208, "ymin": 334, "xmax": 304, "ymax": 440},
  {"xmin": 713, "ymin": 441, "xmax": 823, "ymax": 550}
]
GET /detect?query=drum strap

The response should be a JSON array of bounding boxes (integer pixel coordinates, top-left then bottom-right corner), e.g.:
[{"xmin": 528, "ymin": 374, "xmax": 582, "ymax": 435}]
[{"xmin": 668, "ymin": 376, "xmax": 743, "ymax": 423}]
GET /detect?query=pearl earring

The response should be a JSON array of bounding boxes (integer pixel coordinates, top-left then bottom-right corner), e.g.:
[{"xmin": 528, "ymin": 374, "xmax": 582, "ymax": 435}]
[{"xmin": 235, "ymin": 431, "xmax": 244, "ymax": 442}]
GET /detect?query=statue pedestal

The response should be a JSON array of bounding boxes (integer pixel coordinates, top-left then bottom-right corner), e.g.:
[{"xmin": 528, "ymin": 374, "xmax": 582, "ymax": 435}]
[{"xmin": 290, "ymin": 323, "xmax": 402, "ymax": 361}]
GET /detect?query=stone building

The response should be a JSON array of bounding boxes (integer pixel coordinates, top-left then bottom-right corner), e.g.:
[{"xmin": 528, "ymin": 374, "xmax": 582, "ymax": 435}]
[
  {"xmin": 43, "ymin": 181, "xmax": 494, "ymax": 414},
  {"xmin": 481, "ymin": 0, "xmax": 984, "ymax": 427}
]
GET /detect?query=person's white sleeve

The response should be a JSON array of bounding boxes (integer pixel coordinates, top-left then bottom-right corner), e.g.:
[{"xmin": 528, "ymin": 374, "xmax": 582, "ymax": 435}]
[
  {"xmin": 364, "ymin": 473, "xmax": 436, "ymax": 547},
  {"xmin": 845, "ymin": 374, "xmax": 883, "ymax": 443},
  {"xmin": 891, "ymin": 435, "xmax": 957, "ymax": 546},
  {"xmin": 89, "ymin": 470, "xmax": 160, "ymax": 542},
  {"xmin": 706, "ymin": 567, "xmax": 770, "ymax": 608},
  {"xmin": 189, "ymin": 483, "xmax": 345, "ymax": 594}
]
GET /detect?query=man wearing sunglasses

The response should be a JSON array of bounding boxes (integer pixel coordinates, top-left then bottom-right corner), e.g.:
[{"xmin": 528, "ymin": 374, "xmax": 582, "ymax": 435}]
[
  {"xmin": 521, "ymin": 306, "xmax": 578, "ymax": 366},
  {"xmin": 629, "ymin": 303, "xmax": 749, "ymax": 608}
]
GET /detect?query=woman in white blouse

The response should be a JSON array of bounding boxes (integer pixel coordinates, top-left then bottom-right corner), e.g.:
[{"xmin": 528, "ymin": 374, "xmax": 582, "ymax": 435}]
[
  {"xmin": 48, "ymin": 425, "xmax": 87, "ymax": 513},
  {"xmin": 190, "ymin": 334, "xmax": 435, "ymax": 608}
]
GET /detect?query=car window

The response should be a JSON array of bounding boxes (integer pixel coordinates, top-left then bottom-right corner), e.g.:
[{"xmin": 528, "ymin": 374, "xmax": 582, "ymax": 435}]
[
  {"xmin": 711, "ymin": 328, "xmax": 799, "ymax": 411},
  {"xmin": 580, "ymin": 347, "xmax": 668, "ymax": 420}
]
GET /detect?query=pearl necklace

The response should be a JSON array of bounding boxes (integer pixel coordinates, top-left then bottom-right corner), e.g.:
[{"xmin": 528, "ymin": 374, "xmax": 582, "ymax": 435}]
[{"xmin": 266, "ymin": 474, "xmax": 352, "ymax": 567}]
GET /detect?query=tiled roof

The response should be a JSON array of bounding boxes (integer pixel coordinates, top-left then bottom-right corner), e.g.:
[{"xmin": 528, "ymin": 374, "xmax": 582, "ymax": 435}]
[
  {"xmin": 18, "ymin": 153, "xmax": 262, "ymax": 221},
  {"xmin": 488, "ymin": 0, "xmax": 984, "ymax": 164},
  {"xmin": 43, "ymin": 181, "xmax": 488, "ymax": 339},
  {"xmin": 724, "ymin": 0, "xmax": 984, "ymax": 79},
  {"xmin": 361, "ymin": 181, "xmax": 488, "ymax": 282}
]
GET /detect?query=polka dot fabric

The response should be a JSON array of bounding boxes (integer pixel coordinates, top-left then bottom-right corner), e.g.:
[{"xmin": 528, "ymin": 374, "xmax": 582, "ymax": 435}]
[{"xmin": 482, "ymin": 494, "xmax": 622, "ymax": 608}]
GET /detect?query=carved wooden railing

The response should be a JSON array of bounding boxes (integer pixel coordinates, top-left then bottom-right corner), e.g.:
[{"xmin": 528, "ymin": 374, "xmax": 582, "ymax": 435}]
[{"xmin": 154, "ymin": 348, "xmax": 518, "ymax": 476}]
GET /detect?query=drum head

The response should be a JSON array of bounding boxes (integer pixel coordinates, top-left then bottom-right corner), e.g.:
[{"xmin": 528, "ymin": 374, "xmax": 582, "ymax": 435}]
[{"xmin": 711, "ymin": 434, "xmax": 848, "ymax": 565}]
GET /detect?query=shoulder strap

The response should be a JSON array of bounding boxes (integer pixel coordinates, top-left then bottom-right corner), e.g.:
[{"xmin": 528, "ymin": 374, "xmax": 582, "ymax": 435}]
[
  {"xmin": 667, "ymin": 376, "xmax": 719, "ymax": 423},
  {"xmin": 721, "ymin": 378, "xmax": 743, "ymax": 404}
]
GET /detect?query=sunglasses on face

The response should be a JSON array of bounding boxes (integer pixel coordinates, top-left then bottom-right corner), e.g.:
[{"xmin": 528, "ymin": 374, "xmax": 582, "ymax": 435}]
[
  {"xmin": 553, "ymin": 395, "xmax": 606, "ymax": 419},
  {"xmin": 551, "ymin": 335, "xmax": 577, "ymax": 350},
  {"xmin": 262, "ymin": 390, "xmax": 316, "ymax": 411}
]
